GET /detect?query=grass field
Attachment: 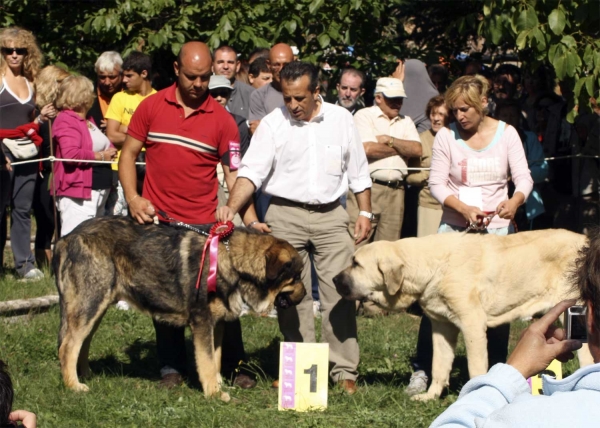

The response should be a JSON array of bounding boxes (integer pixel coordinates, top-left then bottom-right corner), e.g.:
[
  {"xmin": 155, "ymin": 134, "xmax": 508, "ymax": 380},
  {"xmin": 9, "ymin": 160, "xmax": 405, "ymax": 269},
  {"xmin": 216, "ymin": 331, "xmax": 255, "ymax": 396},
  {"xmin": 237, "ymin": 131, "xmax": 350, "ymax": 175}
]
[{"xmin": 0, "ymin": 273, "xmax": 581, "ymax": 427}]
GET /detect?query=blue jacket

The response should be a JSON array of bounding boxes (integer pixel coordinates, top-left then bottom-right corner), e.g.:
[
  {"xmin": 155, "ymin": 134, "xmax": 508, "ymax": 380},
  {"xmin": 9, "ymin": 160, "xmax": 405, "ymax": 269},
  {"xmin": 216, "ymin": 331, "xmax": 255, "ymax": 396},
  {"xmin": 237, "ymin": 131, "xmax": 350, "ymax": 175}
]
[{"xmin": 430, "ymin": 363, "xmax": 600, "ymax": 427}]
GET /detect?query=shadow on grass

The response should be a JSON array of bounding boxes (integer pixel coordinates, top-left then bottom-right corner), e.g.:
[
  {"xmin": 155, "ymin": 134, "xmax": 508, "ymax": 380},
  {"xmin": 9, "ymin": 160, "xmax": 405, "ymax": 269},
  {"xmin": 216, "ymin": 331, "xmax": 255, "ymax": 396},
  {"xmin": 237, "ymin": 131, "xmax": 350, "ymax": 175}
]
[
  {"xmin": 244, "ymin": 337, "xmax": 281, "ymax": 381},
  {"xmin": 89, "ymin": 338, "xmax": 160, "ymax": 382}
]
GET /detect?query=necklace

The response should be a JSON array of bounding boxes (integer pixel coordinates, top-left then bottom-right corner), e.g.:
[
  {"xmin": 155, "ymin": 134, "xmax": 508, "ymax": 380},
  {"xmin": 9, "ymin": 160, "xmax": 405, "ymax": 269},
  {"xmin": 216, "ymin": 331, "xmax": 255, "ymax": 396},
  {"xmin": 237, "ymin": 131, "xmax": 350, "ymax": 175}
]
[{"xmin": 86, "ymin": 120, "xmax": 94, "ymax": 130}]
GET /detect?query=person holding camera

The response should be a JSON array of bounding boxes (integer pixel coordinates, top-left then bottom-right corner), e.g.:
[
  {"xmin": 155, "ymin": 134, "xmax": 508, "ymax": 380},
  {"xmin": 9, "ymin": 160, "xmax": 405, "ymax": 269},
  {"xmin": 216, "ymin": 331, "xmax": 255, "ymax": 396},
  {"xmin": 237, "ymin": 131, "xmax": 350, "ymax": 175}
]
[
  {"xmin": 0, "ymin": 361, "xmax": 36, "ymax": 428},
  {"xmin": 430, "ymin": 230, "xmax": 600, "ymax": 427}
]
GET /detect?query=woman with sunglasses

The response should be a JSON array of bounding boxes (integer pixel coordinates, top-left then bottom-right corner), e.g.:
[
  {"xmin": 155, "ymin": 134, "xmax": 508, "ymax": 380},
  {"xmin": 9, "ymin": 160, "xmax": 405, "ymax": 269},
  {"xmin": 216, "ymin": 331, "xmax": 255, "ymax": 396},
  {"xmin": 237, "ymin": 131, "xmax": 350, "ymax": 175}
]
[{"xmin": 0, "ymin": 27, "xmax": 55, "ymax": 280}]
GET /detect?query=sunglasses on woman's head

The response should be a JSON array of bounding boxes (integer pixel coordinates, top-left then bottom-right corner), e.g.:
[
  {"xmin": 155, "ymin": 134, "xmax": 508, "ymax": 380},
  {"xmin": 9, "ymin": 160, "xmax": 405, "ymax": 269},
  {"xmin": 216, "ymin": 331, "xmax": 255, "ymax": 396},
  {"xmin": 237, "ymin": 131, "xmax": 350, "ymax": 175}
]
[{"xmin": 1, "ymin": 47, "xmax": 27, "ymax": 56}]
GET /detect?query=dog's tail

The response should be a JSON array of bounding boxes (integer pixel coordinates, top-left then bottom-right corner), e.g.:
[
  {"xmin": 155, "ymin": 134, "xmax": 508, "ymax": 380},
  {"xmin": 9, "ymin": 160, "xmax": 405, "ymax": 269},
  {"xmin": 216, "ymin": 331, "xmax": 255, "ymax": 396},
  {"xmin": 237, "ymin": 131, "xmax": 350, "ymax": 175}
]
[{"xmin": 52, "ymin": 239, "xmax": 69, "ymax": 349}]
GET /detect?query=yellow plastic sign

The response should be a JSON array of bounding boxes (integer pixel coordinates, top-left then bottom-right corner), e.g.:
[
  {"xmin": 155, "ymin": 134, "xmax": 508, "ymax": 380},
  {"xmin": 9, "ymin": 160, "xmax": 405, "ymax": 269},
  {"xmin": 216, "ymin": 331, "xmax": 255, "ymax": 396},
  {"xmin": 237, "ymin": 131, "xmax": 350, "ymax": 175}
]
[
  {"xmin": 527, "ymin": 359, "xmax": 562, "ymax": 395},
  {"xmin": 278, "ymin": 342, "xmax": 329, "ymax": 411}
]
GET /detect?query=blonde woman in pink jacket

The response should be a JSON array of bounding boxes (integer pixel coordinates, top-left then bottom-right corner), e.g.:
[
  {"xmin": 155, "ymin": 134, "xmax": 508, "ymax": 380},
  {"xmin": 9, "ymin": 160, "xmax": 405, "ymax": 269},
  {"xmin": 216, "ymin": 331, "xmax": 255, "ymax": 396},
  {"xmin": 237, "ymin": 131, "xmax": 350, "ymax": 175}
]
[{"xmin": 406, "ymin": 75, "xmax": 534, "ymax": 397}]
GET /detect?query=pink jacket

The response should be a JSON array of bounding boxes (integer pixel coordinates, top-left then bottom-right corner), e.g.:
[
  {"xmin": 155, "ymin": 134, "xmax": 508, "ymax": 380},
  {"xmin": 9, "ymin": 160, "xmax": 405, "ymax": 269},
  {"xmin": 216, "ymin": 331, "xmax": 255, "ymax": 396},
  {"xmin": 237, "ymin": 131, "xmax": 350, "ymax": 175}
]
[{"xmin": 52, "ymin": 110, "xmax": 113, "ymax": 199}]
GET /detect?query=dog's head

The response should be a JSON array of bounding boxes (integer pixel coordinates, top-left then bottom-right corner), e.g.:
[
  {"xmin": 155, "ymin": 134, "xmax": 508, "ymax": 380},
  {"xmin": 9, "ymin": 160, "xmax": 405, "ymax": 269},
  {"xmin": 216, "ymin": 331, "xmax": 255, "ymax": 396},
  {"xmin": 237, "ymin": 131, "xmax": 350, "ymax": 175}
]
[
  {"xmin": 333, "ymin": 241, "xmax": 415, "ymax": 311},
  {"xmin": 229, "ymin": 230, "xmax": 305, "ymax": 314}
]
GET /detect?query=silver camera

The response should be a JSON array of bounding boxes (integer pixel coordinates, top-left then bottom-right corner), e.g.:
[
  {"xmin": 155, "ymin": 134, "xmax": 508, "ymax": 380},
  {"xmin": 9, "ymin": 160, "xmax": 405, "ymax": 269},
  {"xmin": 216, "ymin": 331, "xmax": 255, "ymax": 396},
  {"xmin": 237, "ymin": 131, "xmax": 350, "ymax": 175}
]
[{"xmin": 564, "ymin": 305, "xmax": 588, "ymax": 342}]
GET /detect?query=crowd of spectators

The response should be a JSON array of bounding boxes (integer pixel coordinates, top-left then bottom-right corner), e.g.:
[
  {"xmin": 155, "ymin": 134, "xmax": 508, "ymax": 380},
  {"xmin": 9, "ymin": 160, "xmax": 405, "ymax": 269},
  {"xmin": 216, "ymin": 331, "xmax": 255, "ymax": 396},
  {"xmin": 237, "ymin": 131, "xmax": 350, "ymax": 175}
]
[{"xmin": 0, "ymin": 24, "xmax": 599, "ymax": 407}]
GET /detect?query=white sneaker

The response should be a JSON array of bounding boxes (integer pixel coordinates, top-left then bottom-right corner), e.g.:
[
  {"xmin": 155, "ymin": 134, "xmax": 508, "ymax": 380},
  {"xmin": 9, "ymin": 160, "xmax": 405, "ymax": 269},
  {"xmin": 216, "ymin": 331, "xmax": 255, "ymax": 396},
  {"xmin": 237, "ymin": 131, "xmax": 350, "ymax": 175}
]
[
  {"xmin": 23, "ymin": 268, "xmax": 44, "ymax": 281},
  {"xmin": 116, "ymin": 300, "xmax": 130, "ymax": 311},
  {"xmin": 267, "ymin": 308, "xmax": 278, "ymax": 318},
  {"xmin": 313, "ymin": 300, "xmax": 321, "ymax": 317},
  {"xmin": 405, "ymin": 370, "xmax": 428, "ymax": 396}
]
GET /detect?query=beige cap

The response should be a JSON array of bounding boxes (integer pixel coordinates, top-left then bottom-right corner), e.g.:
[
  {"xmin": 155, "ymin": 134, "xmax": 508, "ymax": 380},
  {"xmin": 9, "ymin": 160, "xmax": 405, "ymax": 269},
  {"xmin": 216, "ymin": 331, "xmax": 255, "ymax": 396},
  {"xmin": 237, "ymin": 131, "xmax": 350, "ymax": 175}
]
[
  {"xmin": 375, "ymin": 77, "xmax": 407, "ymax": 98},
  {"xmin": 208, "ymin": 74, "xmax": 233, "ymax": 90}
]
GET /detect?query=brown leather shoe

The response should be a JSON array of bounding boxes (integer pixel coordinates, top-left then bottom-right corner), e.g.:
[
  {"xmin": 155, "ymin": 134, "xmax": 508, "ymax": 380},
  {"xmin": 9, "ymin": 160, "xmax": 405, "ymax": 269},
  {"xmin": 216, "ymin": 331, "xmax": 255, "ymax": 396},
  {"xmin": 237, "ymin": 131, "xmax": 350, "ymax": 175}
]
[
  {"xmin": 271, "ymin": 379, "xmax": 279, "ymax": 388},
  {"xmin": 159, "ymin": 373, "xmax": 184, "ymax": 389},
  {"xmin": 233, "ymin": 373, "xmax": 257, "ymax": 389},
  {"xmin": 338, "ymin": 379, "xmax": 358, "ymax": 395}
]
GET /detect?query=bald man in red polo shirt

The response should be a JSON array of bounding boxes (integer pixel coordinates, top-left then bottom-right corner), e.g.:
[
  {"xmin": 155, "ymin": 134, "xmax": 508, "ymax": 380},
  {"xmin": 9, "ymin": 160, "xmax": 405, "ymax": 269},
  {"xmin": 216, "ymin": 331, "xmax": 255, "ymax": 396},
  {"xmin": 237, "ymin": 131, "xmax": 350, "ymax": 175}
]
[{"xmin": 119, "ymin": 41, "xmax": 268, "ymax": 390}]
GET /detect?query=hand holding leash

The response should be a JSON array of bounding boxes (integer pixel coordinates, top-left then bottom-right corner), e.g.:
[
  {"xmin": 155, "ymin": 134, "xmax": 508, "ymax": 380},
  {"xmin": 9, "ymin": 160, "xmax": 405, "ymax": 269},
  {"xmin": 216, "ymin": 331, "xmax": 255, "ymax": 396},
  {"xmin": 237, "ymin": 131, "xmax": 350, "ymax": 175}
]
[
  {"xmin": 496, "ymin": 198, "xmax": 519, "ymax": 220},
  {"xmin": 215, "ymin": 205, "xmax": 235, "ymax": 223},
  {"xmin": 507, "ymin": 299, "xmax": 583, "ymax": 379},
  {"xmin": 128, "ymin": 195, "xmax": 156, "ymax": 224}
]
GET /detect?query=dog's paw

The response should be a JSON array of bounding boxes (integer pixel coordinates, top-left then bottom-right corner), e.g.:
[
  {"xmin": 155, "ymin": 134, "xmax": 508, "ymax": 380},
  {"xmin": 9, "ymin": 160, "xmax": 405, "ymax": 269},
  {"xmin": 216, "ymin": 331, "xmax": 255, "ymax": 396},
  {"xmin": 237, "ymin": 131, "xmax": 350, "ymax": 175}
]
[
  {"xmin": 411, "ymin": 392, "xmax": 436, "ymax": 401},
  {"xmin": 220, "ymin": 392, "xmax": 231, "ymax": 402},
  {"xmin": 72, "ymin": 383, "xmax": 90, "ymax": 393}
]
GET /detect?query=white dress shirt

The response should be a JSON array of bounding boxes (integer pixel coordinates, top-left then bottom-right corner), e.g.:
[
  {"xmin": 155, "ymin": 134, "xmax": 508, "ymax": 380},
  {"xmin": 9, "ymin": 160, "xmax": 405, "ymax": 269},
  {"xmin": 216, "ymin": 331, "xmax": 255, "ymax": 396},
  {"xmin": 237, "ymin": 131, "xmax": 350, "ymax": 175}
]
[{"xmin": 238, "ymin": 100, "xmax": 372, "ymax": 204}]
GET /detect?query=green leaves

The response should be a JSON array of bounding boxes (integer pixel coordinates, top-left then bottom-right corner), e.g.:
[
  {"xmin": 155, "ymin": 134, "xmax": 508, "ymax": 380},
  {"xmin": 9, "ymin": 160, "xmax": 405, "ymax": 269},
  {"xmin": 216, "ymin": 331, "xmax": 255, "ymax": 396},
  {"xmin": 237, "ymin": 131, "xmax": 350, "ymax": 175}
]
[
  {"xmin": 317, "ymin": 33, "xmax": 330, "ymax": 49},
  {"xmin": 308, "ymin": 0, "xmax": 325, "ymax": 14},
  {"xmin": 515, "ymin": 7, "xmax": 538, "ymax": 32},
  {"xmin": 548, "ymin": 8, "xmax": 566, "ymax": 35}
]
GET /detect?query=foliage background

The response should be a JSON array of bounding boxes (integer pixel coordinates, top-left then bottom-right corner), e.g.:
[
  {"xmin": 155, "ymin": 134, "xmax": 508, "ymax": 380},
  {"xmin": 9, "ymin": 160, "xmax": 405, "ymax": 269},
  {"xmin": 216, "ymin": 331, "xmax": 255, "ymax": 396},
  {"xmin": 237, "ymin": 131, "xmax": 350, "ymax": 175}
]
[{"xmin": 1, "ymin": 0, "xmax": 599, "ymax": 117}]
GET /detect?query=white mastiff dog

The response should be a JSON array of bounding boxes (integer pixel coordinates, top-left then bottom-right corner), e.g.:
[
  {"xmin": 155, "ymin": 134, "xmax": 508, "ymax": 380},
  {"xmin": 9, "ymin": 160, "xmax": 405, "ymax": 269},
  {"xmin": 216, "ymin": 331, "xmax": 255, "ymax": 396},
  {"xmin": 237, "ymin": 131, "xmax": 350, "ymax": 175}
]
[{"xmin": 333, "ymin": 229, "xmax": 593, "ymax": 400}]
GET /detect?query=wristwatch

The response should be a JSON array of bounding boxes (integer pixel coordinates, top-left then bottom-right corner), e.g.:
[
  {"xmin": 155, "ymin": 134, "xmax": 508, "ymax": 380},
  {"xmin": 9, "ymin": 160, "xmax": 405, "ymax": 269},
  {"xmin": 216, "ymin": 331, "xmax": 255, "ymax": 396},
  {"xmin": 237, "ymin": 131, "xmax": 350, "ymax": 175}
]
[
  {"xmin": 387, "ymin": 136, "xmax": 395, "ymax": 148},
  {"xmin": 359, "ymin": 210, "xmax": 375, "ymax": 221}
]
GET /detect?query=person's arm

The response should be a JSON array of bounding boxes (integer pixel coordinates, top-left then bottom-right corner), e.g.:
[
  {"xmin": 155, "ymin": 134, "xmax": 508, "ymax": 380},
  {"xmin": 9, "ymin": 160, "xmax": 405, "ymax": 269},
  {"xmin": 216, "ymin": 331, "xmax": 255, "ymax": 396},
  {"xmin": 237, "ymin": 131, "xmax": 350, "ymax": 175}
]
[
  {"xmin": 375, "ymin": 134, "xmax": 423, "ymax": 158},
  {"xmin": 353, "ymin": 189, "xmax": 372, "ymax": 244},
  {"xmin": 216, "ymin": 118, "xmax": 276, "ymax": 223},
  {"xmin": 430, "ymin": 300, "xmax": 582, "ymax": 428},
  {"xmin": 248, "ymin": 88, "xmax": 265, "ymax": 133},
  {"xmin": 496, "ymin": 126, "xmax": 534, "ymax": 220},
  {"xmin": 347, "ymin": 122, "xmax": 373, "ymax": 243},
  {"xmin": 216, "ymin": 177, "xmax": 255, "ymax": 222},
  {"xmin": 222, "ymin": 164, "xmax": 270, "ymax": 232},
  {"xmin": 405, "ymin": 133, "xmax": 431, "ymax": 186},
  {"xmin": 106, "ymin": 119, "xmax": 128, "ymax": 148},
  {"xmin": 55, "ymin": 118, "xmax": 114, "ymax": 165},
  {"xmin": 119, "ymin": 135, "xmax": 154, "ymax": 224}
]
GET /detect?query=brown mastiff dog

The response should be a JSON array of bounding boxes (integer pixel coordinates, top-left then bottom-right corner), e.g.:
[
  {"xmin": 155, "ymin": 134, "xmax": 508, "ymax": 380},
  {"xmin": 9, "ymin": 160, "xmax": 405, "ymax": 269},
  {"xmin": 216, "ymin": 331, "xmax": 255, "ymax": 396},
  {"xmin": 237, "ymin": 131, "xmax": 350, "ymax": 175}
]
[{"xmin": 53, "ymin": 216, "xmax": 305, "ymax": 401}]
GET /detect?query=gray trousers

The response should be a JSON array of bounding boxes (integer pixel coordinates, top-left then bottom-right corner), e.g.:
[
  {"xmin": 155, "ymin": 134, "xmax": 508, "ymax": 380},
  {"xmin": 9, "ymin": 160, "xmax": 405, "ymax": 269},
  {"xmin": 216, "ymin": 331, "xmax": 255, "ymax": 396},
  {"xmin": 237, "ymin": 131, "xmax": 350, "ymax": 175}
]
[
  {"xmin": 6, "ymin": 152, "xmax": 37, "ymax": 276},
  {"xmin": 266, "ymin": 198, "xmax": 359, "ymax": 382}
]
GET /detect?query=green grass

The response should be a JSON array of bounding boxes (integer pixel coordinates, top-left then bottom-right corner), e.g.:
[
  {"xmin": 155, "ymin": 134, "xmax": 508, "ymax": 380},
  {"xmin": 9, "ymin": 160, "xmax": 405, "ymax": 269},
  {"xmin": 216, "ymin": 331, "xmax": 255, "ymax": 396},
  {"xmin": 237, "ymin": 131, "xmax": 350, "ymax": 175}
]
[{"xmin": 0, "ymin": 277, "xmax": 581, "ymax": 428}]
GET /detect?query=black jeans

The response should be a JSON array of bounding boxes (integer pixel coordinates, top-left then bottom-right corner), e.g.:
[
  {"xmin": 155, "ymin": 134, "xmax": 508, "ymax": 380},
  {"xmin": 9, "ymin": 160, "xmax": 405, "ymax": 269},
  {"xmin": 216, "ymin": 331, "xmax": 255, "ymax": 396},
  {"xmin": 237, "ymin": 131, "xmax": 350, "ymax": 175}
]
[
  {"xmin": 154, "ymin": 222, "xmax": 248, "ymax": 380},
  {"xmin": 412, "ymin": 315, "xmax": 510, "ymax": 375}
]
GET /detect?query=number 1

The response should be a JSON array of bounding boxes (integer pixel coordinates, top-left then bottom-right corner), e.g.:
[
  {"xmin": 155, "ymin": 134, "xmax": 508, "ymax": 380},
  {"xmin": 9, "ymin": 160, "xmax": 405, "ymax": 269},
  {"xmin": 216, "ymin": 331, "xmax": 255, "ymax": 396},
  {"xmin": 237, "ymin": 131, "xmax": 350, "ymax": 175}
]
[{"xmin": 304, "ymin": 364, "xmax": 317, "ymax": 392}]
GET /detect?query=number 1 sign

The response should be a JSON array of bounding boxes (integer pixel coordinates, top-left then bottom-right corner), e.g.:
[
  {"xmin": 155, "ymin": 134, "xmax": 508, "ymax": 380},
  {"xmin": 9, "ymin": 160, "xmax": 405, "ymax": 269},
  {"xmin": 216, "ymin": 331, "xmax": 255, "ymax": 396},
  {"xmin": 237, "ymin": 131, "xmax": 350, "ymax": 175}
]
[{"xmin": 278, "ymin": 342, "xmax": 329, "ymax": 411}]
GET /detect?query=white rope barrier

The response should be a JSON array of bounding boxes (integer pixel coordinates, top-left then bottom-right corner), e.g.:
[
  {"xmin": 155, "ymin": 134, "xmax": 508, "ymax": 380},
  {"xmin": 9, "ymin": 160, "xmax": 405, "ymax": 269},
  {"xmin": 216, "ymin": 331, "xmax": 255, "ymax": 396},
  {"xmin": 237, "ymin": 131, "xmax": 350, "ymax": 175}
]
[
  {"xmin": 10, "ymin": 156, "xmax": 146, "ymax": 167},
  {"xmin": 7, "ymin": 153, "xmax": 600, "ymax": 169}
]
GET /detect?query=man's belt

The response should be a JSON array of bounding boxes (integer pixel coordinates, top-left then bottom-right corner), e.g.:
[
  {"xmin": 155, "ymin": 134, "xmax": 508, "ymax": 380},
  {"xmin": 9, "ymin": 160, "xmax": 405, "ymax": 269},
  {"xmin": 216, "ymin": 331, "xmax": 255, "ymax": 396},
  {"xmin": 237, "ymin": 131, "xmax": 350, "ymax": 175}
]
[
  {"xmin": 371, "ymin": 178, "xmax": 405, "ymax": 189},
  {"xmin": 271, "ymin": 196, "xmax": 340, "ymax": 212}
]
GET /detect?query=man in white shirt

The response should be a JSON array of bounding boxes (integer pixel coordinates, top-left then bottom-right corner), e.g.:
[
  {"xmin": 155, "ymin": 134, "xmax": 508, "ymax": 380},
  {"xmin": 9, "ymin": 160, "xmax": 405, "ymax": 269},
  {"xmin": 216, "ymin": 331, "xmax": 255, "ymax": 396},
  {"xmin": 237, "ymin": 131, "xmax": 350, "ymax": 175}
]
[{"xmin": 217, "ymin": 61, "xmax": 373, "ymax": 394}]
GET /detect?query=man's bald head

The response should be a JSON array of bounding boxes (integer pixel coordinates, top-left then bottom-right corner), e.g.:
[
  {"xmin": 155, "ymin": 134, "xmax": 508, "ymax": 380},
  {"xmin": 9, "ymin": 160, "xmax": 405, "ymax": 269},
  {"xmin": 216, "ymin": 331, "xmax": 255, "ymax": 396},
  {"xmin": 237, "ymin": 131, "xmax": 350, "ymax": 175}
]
[
  {"xmin": 174, "ymin": 41, "xmax": 213, "ymax": 106},
  {"xmin": 177, "ymin": 41, "xmax": 212, "ymax": 69},
  {"xmin": 268, "ymin": 43, "xmax": 295, "ymax": 87}
]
